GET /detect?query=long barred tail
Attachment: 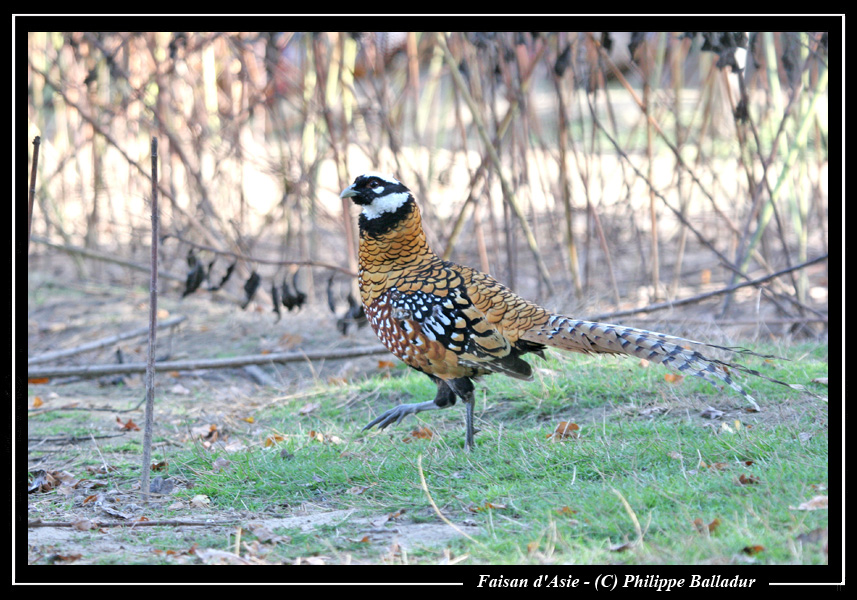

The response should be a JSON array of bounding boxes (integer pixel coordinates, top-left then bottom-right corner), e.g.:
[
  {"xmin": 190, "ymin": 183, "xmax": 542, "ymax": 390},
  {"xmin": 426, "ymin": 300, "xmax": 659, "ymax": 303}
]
[{"xmin": 520, "ymin": 316, "xmax": 802, "ymax": 410}]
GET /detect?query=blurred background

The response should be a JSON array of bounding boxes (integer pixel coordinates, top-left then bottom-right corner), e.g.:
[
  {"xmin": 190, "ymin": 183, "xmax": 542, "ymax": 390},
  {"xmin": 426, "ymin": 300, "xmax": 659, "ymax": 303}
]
[{"xmin": 25, "ymin": 31, "xmax": 828, "ymax": 354}]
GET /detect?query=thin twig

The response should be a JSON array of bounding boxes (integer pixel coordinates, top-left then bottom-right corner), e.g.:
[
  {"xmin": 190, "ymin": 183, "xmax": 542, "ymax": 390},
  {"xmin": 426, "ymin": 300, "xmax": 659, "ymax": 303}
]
[
  {"xmin": 417, "ymin": 454, "xmax": 482, "ymax": 546},
  {"xmin": 27, "ymin": 345, "xmax": 391, "ymax": 380},
  {"xmin": 612, "ymin": 487, "xmax": 645, "ymax": 548},
  {"xmin": 586, "ymin": 254, "xmax": 827, "ymax": 322},
  {"xmin": 28, "ymin": 136, "xmax": 40, "ymax": 252},
  {"xmin": 27, "ymin": 518, "xmax": 242, "ymax": 529},
  {"xmin": 437, "ymin": 33, "xmax": 554, "ymax": 296},
  {"xmin": 28, "ymin": 316, "xmax": 187, "ymax": 365},
  {"xmin": 30, "ymin": 235, "xmax": 185, "ymax": 282},
  {"xmin": 140, "ymin": 137, "xmax": 159, "ymax": 504}
]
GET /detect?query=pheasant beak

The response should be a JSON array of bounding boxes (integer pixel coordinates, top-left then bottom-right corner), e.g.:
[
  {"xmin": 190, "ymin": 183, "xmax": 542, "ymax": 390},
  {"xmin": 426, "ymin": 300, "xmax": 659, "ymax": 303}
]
[{"xmin": 340, "ymin": 185, "xmax": 358, "ymax": 199}]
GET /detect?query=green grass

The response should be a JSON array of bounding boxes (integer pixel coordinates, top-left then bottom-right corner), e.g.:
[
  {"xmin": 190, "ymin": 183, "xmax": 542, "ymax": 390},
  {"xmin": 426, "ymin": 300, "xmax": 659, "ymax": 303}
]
[{"xmin": 165, "ymin": 342, "xmax": 828, "ymax": 564}]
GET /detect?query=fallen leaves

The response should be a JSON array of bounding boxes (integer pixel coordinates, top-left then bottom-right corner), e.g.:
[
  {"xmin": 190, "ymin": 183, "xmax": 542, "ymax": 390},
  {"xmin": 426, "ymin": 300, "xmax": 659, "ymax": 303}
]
[
  {"xmin": 308, "ymin": 430, "xmax": 344, "ymax": 445},
  {"xmin": 737, "ymin": 473, "xmax": 760, "ymax": 485},
  {"xmin": 115, "ymin": 416, "xmax": 140, "ymax": 431},
  {"xmin": 346, "ymin": 483, "xmax": 376, "ymax": 495},
  {"xmin": 466, "ymin": 502, "xmax": 508, "ymax": 513},
  {"xmin": 547, "ymin": 421, "xmax": 580, "ymax": 441},
  {"xmin": 264, "ymin": 433, "xmax": 286, "ymax": 447},
  {"xmin": 692, "ymin": 517, "xmax": 722, "ymax": 534},
  {"xmin": 664, "ymin": 373, "xmax": 684, "ymax": 384},
  {"xmin": 28, "ymin": 469, "xmax": 76, "ymax": 494},
  {"xmin": 700, "ymin": 406, "xmax": 725, "ymax": 420},
  {"xmin": 372, "ymin": 508, "xmax": 406, "ymax": 527},
  {"xmin": 404, "ymin": 426, "xmax": 433, "ymax": 442},
  {"xmin": 791, "ymin": 495, "xmax": 828, "ymax": 511},
  {"xmin": 190, "ymin": 494, "xmax": 210, "ymax": 509},
  {"xmin": 298, "ymin": 402, "xmax": 320, "ymax": 415}
]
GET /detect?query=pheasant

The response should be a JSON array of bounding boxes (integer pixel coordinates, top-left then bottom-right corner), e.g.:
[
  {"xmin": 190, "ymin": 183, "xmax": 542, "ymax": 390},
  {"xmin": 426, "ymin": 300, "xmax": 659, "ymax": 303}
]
[{"xmin": 341, "ymin": 173, "xmax": 783, "ymax": 451}]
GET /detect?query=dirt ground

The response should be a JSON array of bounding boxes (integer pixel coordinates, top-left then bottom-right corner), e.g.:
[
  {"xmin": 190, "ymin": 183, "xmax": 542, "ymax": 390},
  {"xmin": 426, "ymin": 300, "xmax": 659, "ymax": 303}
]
[{"xmin": 24, "ymin": 256, "xmax": 439, "ymax": 566}]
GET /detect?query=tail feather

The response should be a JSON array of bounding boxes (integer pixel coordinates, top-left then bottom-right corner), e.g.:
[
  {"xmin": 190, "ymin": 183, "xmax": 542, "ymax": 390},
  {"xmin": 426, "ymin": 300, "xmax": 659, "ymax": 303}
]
[{"xmin": 521, "ymin": 316, "xmax": 803, "ymax": 410}]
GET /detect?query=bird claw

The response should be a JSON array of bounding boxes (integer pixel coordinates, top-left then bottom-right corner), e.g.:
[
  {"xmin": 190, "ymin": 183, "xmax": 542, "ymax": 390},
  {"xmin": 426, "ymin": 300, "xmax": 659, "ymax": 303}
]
[
  {"xmin": 363, "ymin": 406, "xmax": 412, "ymax": 431},
  {"xmin": 362, "ymin": 401, "xmax": 438, "ymax": 432}
]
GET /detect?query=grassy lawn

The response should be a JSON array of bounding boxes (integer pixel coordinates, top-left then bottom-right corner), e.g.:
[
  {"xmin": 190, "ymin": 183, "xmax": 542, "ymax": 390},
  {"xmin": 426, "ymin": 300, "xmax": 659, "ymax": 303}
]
[{"xmin": 165, "ymin": 342, "xmax": 829, "ymax": 565}]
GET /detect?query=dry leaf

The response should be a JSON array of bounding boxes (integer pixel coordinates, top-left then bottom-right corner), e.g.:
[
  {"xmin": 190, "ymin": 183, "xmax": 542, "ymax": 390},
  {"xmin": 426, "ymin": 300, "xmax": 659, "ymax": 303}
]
[
  {"xmin": 28, "ymin": 469, "xmax": 76, "ymax": 493},
  {"xmin": 407, "ymin": 426, "xmax": 433, "ymax": 440},
  {"xmin": 664, "ymin": 373, "xmax": 684, "ymax": 384},
  {"xmin": 609, "ymin": 541, "xmax": 635, "ymax": 552},
  {"xmin": 116, "ymin": 416, "xmax": 140, "ymax": 431},
  {"xmin": 792, "ymin": 495, "xmax": 828, "ymax": 511},
  {"xmin": 701, "ymin": 407, "xmax": 724, "ymax": 419},
  {"xmin": 298, "ymin": 402, "xmax": 320, "ymax": 415},
  {"xmin": 47, "ymin": 553, "xmax": 82, "ymax": 564},
  {"xmin": 71, "ymin": 518, "xmax": 94, "ymax": 531},
  {"xmin": 85, "ymin": 464, "xmax": 117, "ymax": 475},
  {"xmin": 191, "ymin": 424, "xmax": 218, "ymax": 440},
  {"xmin": 32, "ymin": 396, "xmax": 43, "ymax": 408},
  {"xmin": 223, "ymin": 440, "xmax": 247, "ymax": 453},
  {"xmin": 548, "ymin": 421, "xmax": 580, "ymax": 441},
  {"xmin": 264, "ymin": 433, "xmax": 286, "ymax": 447},
  {"xmin": 371, "ymin": 508, "xmax": 406, "ymax": 528},
  {"xmin": 377, "ymin": 360, "xmax": 396, "ymax": 369},
  {"xmin": 741, "ymin": 545, "xmax": 765, "ymax": 555},
  {"xmin": 28, "ymin": 377, "xmax": 50, "ymax": 385},
  {"xmin": 247, "ymin": 522, "xmax": 285, "ymax": 543},
  {"xmin": 190, "ymin": 494, "xmax": 210, "ymax": 508},
  {"xmin": 308, "ymin": 430, "xmax": 343, "ymax": 444},
  {"xmin": 700, "ymin": 269, "xmax": 711, "ymax": 284},
  {"xmin": 737, "ymin": 474, "xmax": 759, "ymax": 485},
  {"xmin": 693, "ymin": 517, "xmax": 721, "ymax": 534},
  {"xmin": 638, "ymin": 405, "xmax": 667, "ymax": 417}
]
